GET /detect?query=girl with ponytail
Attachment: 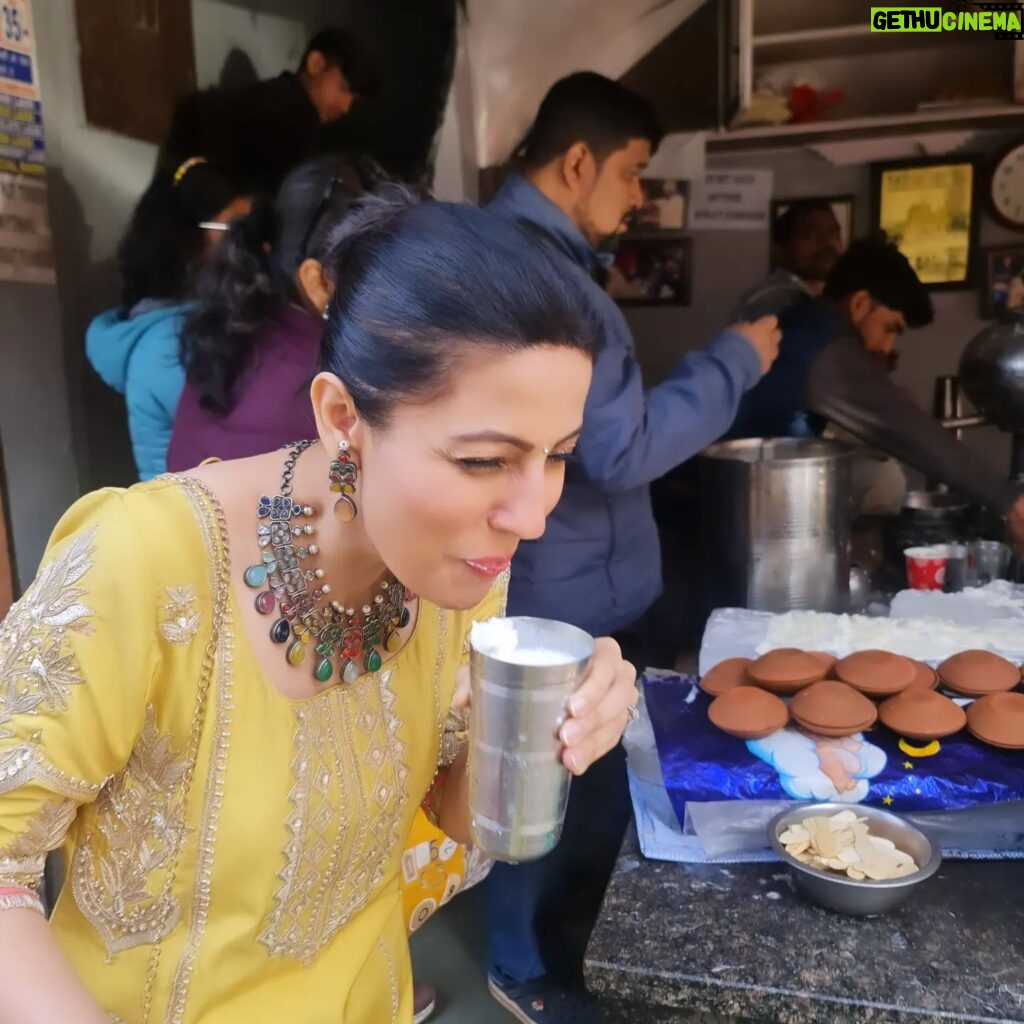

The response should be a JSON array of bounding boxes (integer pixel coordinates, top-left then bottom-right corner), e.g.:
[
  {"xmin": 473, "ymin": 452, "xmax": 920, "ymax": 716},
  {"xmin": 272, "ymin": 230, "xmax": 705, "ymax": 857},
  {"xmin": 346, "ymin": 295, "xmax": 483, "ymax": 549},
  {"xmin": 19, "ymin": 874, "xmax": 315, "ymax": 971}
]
[
  {"xmin": 167, "ymin": 153, "xmax": 389, "ymax": 472},
  {"xmin": 86, "ymin": 156, "xmax": 250, "ymax": 480}
]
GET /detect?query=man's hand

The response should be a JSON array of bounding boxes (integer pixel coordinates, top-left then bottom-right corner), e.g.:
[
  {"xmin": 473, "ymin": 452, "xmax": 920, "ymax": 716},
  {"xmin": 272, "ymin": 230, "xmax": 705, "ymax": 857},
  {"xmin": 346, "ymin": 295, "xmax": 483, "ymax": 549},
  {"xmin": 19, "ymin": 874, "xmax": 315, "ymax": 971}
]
[
  {"xmin": 1007, "ymin": 495, "xmax": 1024, "ymax": 556},
  {"xmin": 729, "ymin": 315, "xmax": 782, "ymax": 377}
]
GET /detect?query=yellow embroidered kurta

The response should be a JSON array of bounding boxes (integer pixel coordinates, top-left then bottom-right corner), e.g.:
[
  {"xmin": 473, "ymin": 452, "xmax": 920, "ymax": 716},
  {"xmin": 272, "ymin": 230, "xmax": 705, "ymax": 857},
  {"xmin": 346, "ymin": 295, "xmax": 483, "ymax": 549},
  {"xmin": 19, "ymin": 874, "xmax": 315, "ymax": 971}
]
[{"xmin": 0, "ymin": 477, "xmax": 505, "ymax": 1023}]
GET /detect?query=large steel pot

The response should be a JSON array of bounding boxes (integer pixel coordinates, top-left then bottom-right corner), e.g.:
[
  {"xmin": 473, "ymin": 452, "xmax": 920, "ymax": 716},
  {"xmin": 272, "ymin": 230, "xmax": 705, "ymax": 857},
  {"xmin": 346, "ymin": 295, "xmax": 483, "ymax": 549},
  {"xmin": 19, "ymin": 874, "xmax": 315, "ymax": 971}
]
[
  {"xmin": 699, "ymin": 438, "xmax": 854, "ymax": 613},
  {"xmin": 959, "ymin": 310, "xmax": 1024, "ymax": 433}
]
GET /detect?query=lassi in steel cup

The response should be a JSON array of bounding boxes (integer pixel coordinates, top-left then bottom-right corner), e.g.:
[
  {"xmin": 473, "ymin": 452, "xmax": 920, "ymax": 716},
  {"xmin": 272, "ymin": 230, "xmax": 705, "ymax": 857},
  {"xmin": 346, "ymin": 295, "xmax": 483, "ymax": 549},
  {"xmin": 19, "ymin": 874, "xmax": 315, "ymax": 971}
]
[{"xmin": 468, "ymin": 616, "xmax": 595, "ymax": 862}]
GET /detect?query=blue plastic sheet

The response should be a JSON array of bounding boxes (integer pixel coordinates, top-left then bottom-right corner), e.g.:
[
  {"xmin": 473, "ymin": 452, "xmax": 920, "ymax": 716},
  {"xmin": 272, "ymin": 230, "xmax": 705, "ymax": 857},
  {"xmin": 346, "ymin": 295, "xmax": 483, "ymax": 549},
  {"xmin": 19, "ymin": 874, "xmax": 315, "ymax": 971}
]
[{"xmin": 644, "ymin": 674, "xmax": 1024, "ymax": 830}]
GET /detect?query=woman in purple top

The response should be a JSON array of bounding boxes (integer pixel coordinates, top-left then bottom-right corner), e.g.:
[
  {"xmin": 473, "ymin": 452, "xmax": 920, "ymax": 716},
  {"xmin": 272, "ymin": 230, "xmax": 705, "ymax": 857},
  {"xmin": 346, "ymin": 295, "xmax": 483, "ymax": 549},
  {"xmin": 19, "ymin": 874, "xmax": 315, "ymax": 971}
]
[{"xmin": 167, "ymin": 154, "xmax": 386, "ymax": 472}]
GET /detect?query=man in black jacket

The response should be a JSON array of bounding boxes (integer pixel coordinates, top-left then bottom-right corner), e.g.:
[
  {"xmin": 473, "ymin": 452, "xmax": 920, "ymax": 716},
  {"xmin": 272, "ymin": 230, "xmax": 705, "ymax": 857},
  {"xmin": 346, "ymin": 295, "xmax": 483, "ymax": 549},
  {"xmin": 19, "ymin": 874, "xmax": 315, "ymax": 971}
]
[
  {"xmin": 730, "ymin": 239, "xmax": 1024, "ymax": 547},
  {"xmin": 161, "ymin": 28, "xmax": 374, "ymax": 195}
]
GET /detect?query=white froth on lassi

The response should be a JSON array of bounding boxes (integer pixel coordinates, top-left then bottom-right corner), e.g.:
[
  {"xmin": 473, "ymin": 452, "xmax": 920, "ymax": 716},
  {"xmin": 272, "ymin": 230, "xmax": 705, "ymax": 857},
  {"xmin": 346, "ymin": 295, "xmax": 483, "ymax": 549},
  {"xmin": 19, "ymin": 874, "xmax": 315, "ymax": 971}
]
[{"xmin": 470, "ymin": 618, "xmax": 574, "ymax": 666}]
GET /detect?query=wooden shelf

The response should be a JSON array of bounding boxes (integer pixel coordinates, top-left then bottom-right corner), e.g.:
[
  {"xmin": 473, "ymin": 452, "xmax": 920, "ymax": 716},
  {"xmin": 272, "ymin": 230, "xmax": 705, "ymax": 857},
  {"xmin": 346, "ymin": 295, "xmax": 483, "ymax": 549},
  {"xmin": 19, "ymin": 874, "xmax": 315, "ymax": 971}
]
[
  {"xmin": 708, "ymin": 102, "xmax": 1024, "ymax": 152},
  {"xmin": 753, "ymin": 23, "xmax": 976, "ymax": 63}
]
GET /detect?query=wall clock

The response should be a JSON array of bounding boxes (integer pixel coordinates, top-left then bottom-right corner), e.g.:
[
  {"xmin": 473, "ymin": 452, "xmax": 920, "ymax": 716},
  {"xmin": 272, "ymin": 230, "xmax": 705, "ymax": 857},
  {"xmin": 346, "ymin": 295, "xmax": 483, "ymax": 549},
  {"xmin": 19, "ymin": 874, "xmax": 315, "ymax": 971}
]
[{"xmin": 990, "ymin": 141, "xmax": 1024, "ymax": 230}]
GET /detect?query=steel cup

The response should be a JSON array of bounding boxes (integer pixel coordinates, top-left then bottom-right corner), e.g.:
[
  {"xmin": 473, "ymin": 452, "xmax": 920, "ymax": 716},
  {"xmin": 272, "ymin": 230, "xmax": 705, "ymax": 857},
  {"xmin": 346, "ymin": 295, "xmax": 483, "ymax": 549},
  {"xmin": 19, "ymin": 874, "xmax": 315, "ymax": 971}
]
[{"xmin": 468, "ymin": 617, "xmax": 595, "ymax": 862}]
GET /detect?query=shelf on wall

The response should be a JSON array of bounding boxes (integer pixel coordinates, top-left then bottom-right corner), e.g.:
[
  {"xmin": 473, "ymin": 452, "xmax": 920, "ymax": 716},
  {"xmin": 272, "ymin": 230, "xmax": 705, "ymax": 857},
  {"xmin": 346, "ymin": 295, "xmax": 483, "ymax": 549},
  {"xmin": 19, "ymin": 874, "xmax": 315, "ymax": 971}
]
[
  {"xmin": 753, "ymin": 23, "xmax": 984, "ymax": 63},
  {"xmin": 707, "ymin": 102, "xmax": 1024, "ymax": 152}
]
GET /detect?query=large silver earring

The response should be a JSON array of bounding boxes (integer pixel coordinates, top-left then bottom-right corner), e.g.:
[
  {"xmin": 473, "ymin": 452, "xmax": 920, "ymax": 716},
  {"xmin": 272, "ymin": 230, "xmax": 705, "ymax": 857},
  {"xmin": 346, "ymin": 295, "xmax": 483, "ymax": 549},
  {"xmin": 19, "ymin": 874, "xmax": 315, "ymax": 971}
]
[{"xmin": 328, "ymin": 440, "xmax": 358, "ymax": 522}]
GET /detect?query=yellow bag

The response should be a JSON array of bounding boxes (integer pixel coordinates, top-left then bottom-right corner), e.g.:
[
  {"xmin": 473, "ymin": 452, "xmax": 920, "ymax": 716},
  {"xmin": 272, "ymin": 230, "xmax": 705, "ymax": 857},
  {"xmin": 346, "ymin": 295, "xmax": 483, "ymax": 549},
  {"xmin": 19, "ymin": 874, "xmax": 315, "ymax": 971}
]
[{"xmin": 399, "ymin": 808, "xmax": 491, "ymax": 936}]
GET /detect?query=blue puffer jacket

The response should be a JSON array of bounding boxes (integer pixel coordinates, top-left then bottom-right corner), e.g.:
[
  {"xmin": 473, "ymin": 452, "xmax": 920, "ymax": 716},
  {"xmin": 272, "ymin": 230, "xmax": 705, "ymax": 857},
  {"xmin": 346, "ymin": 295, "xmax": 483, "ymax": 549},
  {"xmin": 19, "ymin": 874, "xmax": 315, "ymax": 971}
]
[
  {"xmin": 489, "ymin": 175, "xmax": 763, "ymax": 637},
  {"xmin": 85, "ymin": 302, "xmax": 188, "ymax": 481}
]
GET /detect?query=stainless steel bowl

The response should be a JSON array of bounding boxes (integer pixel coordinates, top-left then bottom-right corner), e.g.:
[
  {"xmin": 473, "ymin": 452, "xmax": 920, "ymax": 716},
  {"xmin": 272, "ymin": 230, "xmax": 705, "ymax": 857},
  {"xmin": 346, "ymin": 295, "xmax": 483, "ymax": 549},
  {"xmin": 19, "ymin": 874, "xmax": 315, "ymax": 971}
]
[{"xmin": 768, "ymin": 803, "xmax": 941, "ymax": 916}]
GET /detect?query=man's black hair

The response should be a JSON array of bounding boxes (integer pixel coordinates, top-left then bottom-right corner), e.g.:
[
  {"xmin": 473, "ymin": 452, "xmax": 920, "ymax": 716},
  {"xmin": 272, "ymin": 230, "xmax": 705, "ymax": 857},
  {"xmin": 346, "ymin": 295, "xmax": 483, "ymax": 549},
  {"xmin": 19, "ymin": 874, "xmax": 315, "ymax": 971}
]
[
  {"xmin": 300, "ymin": 28, "xmax": 375, "ymax": 95},
  {"xmin": 824, "ymin": 239, "xmax": 934, "ymax": 328},
  {"xmin": 771, "ymin": 199, "xmax": 838, "ymax": 246},
  {"xmin": 518, "ymin": 72, "xmax": 662, "ymax": 168}
]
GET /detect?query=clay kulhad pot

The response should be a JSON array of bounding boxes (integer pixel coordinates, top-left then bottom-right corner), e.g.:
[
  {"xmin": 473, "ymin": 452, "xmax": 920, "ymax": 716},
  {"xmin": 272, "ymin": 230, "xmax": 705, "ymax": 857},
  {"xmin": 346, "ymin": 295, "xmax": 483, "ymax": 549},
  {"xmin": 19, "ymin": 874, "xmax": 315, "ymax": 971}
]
[{"xmin": 708, "ymin": 686, "xmax": 789, "ymax": 740}]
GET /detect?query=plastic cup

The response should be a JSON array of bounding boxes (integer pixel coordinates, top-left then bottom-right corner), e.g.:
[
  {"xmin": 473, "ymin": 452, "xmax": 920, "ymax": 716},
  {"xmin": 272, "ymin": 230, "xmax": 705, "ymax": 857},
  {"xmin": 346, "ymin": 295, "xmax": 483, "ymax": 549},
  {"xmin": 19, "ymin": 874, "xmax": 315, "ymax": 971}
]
[{"xmin": 905, "ymin": 546, "xmax": 947, "ymax": 590}]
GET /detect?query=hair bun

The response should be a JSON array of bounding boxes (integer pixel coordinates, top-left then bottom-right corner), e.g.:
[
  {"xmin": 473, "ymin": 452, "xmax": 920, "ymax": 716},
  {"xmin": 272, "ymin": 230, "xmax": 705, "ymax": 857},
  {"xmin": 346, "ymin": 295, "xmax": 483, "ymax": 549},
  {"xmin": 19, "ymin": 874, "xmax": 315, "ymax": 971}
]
[{"xmin": 322, "ymin": 184, "xmax": 425, "ymax": 283}]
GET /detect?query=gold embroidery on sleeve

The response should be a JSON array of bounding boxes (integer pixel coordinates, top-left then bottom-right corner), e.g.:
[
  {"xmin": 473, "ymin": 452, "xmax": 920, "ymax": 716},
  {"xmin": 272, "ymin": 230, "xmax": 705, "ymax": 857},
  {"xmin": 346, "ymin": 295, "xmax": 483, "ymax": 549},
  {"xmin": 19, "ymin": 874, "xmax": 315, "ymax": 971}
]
[
  {"xmin": 159, "ymin": 586, "xmax": 201, "ymax": 647},
  {"xmin": 0, "ymin": 528, "xmax": 96, "ymax": 732},
  {"xmin": 71, "ymin": 707, "xmax": 189, "ymax": 958},
  {"xmin": 0, "ymin": 797, "xmax": 76, "ymax": 889},
  {"xmin": 0, "ymin": 529, "xmax": 105, "ymax": 805},
  {"xmin": 0, "ymin": 740, "xmax": 106, "ymax": 800}
]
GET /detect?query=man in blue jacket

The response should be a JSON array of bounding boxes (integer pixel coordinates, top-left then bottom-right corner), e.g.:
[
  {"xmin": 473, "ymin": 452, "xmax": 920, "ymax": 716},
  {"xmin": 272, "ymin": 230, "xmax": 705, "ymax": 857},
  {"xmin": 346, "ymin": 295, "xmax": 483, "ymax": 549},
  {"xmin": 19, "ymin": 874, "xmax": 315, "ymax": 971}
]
[{"xmin": 484, "ymin": 72, "xmax": 781, "ymax": 1021}]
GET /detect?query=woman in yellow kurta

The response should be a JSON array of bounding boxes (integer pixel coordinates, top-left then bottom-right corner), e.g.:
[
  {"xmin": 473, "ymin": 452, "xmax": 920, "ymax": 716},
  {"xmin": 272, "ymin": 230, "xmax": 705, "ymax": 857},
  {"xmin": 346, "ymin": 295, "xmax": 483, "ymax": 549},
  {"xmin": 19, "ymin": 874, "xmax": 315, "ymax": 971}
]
[{"xmin": 0, "ymin": 196, "xmax": 637, "ymax": 1023}]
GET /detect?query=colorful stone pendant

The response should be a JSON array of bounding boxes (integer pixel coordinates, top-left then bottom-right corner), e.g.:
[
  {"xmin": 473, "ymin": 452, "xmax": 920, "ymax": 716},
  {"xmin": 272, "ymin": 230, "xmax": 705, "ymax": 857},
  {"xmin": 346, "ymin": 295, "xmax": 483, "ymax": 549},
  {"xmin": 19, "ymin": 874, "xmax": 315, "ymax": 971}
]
[
  {"xmin": 286, "ymin": 639, "xmax": 307, "ymax": 666},
  {"xmin": 244, "ymin": 564, "xmax": 268, "ymax": 588},
  {"xmin": 250, "ymin": 442, "xmax": 412, "ymax": 688}
]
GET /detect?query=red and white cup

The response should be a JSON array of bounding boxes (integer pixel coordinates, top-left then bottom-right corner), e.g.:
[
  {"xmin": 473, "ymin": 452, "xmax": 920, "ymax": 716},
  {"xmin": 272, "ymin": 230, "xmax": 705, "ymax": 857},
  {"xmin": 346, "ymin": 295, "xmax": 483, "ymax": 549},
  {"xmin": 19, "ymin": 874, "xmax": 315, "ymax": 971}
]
[{"xmin": 905, "ymin": 546, "xmax": 948, "ymax": 591}]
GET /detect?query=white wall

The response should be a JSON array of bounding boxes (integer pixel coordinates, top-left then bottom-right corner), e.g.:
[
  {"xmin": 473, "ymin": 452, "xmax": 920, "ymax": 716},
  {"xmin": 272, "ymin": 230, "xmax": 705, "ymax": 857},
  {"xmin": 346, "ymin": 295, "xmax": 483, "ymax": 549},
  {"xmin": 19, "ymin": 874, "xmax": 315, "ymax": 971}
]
[
  {"xmin": 193, "ymin": 1, "xmax": 309, "ymax": 90},
  {"xmin": 625, "ymin": 131, "xmax": 1024, "ymax": 477}
]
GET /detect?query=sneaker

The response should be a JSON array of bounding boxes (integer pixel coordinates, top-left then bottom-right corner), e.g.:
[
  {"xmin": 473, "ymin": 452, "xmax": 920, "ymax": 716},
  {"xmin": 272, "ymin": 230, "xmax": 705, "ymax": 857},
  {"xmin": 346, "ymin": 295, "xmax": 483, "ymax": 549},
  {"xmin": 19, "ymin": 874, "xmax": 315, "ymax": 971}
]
[
  {"xmin": 487, "ymin": 973, "xmax": 598, "ymax": 1023},
  {"xmin": 412, "ymin": 981, "xmax": 436, "ymax": 1023}
]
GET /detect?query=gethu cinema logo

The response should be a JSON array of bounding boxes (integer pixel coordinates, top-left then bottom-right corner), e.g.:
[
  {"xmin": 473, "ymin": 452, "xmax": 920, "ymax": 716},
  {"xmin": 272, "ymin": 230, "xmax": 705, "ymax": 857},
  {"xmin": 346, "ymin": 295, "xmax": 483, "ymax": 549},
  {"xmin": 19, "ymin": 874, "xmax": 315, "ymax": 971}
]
[{"xmin": 871, "ymin": 5, "xmax": 1024, "ymax": 32}]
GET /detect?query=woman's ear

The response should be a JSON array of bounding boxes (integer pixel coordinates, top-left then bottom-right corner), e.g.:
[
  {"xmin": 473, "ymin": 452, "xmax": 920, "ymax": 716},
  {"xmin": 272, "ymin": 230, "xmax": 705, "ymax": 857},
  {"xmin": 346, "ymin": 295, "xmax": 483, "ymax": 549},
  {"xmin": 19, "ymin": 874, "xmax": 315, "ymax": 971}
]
[
  {"xmin": 297, "ymin": 258, "xmax": 334, "ymax": 315},
  {"xmin": 310, "ymin": 372, "xmax": 364, "ymax": 450}
]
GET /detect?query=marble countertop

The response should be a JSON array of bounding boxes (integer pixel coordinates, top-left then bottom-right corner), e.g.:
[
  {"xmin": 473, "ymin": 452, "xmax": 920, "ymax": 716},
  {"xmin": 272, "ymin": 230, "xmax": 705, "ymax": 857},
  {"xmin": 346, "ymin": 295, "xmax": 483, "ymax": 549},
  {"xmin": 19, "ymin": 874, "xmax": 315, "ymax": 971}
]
[{"xmin": 585, "ymin": 827, "xmax": 1024, "ymax": 1023}]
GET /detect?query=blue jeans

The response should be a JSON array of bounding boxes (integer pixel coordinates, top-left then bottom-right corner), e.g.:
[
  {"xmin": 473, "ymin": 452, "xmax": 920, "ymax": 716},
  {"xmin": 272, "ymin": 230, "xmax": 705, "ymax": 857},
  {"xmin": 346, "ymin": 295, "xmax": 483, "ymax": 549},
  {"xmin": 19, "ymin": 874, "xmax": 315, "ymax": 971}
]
[{"xmin": 485, "ymin": 742, "xmax": 631, "ymax": 985}]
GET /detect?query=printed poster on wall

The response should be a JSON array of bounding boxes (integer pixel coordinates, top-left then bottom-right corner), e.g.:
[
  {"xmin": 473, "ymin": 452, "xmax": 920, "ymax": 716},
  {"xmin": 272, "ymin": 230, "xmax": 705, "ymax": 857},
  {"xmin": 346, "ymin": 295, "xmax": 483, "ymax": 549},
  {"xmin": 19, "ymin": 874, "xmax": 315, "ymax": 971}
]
[
  {"xmin": 688, "ymin": 170, "xmax": 774, "ymax": 232},
  {"xmin": 0, "ymin": 0, "xmax": 54, "ymax": 284}
]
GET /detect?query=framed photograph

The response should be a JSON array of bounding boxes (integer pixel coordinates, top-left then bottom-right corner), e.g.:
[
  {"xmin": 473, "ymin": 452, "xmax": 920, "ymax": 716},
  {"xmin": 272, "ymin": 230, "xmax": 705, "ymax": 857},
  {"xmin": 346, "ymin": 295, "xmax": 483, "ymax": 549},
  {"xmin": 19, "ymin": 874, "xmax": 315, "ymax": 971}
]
[
  {"xmin": 634, "ymin": 179, "xmax": 688, "ymax": 231},
  {"xmin": 980, "ymin": 246, "xmax": 1024, "ymax": 319},
  {"xmin": 607, "ymin": 236, "xmax": 692, "ymax": 306},
  {"xmin": 870, "ymin": 156, "xmax": 980, "ymax": 290},
  {"xmin": 769, "ymin": 195, "xmax": 855, "ymax": 254}
]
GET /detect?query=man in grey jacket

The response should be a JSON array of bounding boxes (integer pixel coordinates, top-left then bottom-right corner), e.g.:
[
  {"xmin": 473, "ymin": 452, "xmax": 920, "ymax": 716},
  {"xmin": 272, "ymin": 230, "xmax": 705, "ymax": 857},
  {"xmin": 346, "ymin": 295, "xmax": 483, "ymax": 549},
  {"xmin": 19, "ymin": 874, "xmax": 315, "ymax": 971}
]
[{"xmin": 484, "ymin": 72, "xmax": 780, "ymax": 1022}]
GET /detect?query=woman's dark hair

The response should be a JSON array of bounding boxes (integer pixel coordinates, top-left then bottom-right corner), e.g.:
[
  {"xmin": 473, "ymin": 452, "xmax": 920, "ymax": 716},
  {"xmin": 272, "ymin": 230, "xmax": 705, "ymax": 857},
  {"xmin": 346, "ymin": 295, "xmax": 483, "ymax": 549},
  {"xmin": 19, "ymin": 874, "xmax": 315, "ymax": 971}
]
[
  {"xmin": 517, "ymin": 72, "xmax": 662, "ymax": 169},
  {"xmin": 181, "ymin": 153, "xmax": 389, "ymax": 415},
  {"xmin": 117, "ymin": 158, "xmax": 238, "ymax": 312},
  {"xmin": 320, "ymin": 193, "xmax": 602, "ymax": 428},
  {"xmin": 824, "ymin": 239, "xmax": 934, "ymax": 329}
]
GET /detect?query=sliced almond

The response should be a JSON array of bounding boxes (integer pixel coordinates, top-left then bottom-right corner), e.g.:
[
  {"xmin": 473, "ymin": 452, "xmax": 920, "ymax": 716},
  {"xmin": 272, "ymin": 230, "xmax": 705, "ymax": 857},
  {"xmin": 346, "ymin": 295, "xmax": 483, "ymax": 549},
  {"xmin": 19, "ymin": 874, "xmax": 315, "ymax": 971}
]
[
  {"xmin": 787, "ymin": 812, "xmax": 920, "ymax": 881},
  {"xmin": 779, "ymin": 825, "xmax": 810, "ymax": 845},
  {"xmin": 809, "ymin": 818, "xmax": 839, "ymax": 858},
  {"xmin": 830, "ymin": 810, "xmax": 857, "ymax": 826},
  {"xmin": 834, "ymin": 828, "xmax": 855, "ymax": 848}
]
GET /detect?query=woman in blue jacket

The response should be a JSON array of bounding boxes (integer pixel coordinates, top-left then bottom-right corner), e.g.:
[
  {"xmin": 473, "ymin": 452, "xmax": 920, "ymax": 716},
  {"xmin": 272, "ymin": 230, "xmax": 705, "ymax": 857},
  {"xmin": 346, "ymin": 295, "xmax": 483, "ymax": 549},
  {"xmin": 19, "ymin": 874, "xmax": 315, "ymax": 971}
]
[{"xmin": 86, "ymin": 157, "xmax": 250, "ymax": 479}]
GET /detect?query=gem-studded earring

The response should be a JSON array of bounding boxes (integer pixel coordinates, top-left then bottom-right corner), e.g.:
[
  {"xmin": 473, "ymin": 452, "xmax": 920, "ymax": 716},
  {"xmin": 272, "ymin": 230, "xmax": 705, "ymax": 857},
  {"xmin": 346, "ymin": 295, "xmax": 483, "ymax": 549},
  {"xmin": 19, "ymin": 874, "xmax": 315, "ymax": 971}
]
[{"xmin": 329, "ymin": 439, "xmax": 358, "ymax": 522}]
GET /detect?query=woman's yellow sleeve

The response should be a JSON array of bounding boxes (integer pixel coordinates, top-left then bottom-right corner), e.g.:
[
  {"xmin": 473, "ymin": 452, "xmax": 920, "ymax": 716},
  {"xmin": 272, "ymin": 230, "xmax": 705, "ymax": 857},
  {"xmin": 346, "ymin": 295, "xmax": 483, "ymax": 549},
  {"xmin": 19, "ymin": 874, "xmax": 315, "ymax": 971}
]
[{"xmin": 0, "ymin": 490, "xmax": 157, "ymax": 911}]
